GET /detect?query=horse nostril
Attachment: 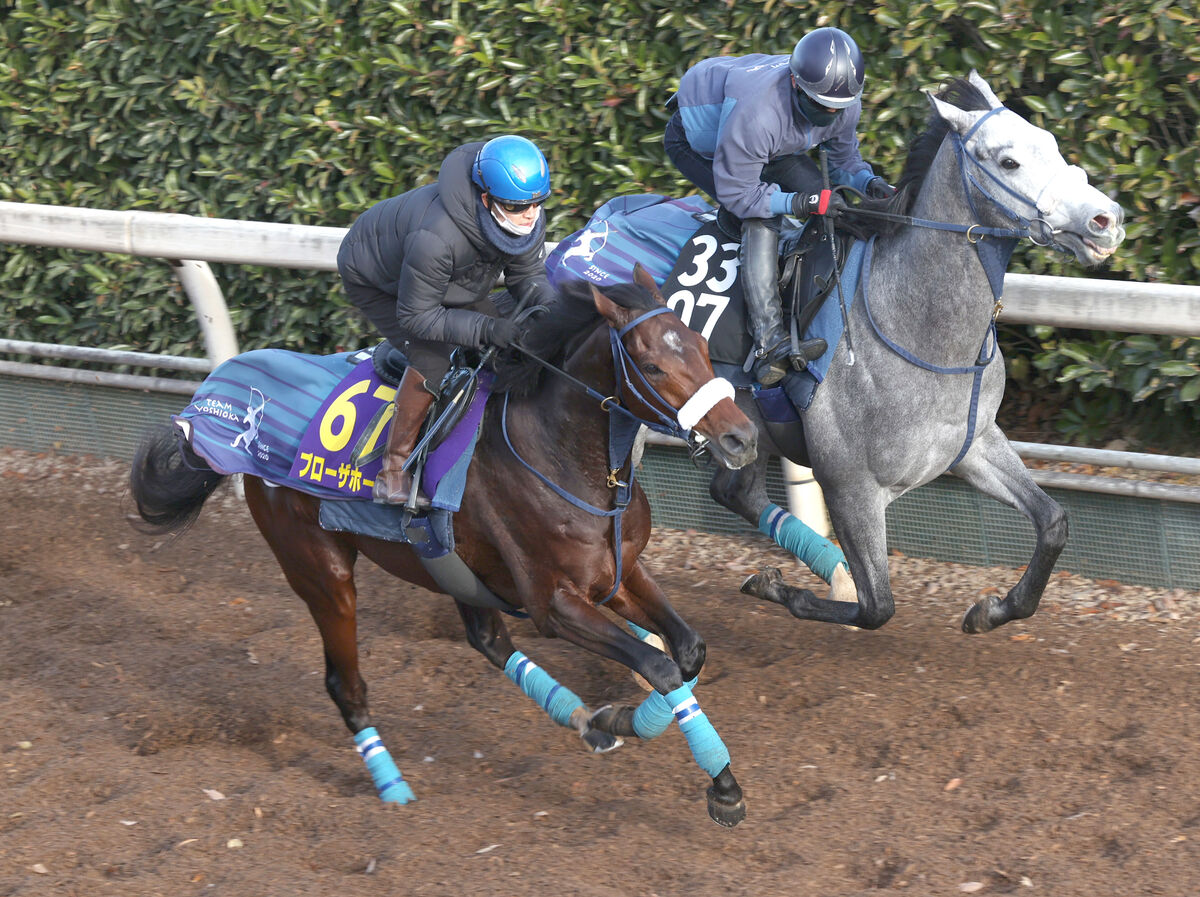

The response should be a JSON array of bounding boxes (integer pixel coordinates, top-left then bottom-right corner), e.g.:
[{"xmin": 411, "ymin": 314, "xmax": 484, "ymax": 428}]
[
  {"xmin": 720, "ymin": 433, "xmax": 748, "ymax": 457},
  {"xmin": 1089, "ymin": 213, "xmax": 1111, "ymax": 234}
]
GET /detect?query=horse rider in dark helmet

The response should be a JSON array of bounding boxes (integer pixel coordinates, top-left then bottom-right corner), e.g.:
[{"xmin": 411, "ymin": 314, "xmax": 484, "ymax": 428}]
[
  {"xmin": 337, "ymin": 135, "xmax": 556, "ymax": 507},
  {"xmin": 663, "ymin": 26, "xmax": 895, "ymax": 389}
]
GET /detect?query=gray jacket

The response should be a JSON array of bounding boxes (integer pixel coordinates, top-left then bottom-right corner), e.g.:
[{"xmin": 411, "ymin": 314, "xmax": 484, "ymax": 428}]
[{"xmin": 337, "ymin": 142, "xmax": 555, "ymax": 347}]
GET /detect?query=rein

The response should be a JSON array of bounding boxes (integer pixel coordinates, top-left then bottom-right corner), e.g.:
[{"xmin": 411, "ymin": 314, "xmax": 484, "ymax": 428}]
[
  {"xmin": 841, "ymin": 106, "xmax": 1070, "ymax": 303},
  {"xmin": 501, "ymin": 305, "xmax": 734, "ymax": 604},
  {"xmin": 851, "ymin": 104, "xmax": 1069, "ymax": 471}
]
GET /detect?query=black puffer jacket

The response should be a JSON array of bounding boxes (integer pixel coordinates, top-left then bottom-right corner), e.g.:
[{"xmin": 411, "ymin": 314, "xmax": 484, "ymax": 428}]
[{"xmin": 337, "ymin": 141, "xmax": 556, "ymax": 347}]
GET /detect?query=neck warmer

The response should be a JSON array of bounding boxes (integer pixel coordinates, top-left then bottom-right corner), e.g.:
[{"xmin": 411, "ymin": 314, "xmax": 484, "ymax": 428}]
[
  {"xmin": 795, "ymin": 90, "xmax": 843, "ymax": 128},
  {"xmin": 476, "ymin": 197, "xmax": 546, "ymax": 257}
]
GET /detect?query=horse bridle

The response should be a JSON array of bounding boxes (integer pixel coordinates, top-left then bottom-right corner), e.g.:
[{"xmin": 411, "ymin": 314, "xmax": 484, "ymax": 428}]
[
  {"xmin": 501, "ymin": 305, "xmax": 734, "ymax": 604},
  {"xmin": 841, "ymin": 105, "xmax": 1078, "ymax": 255}
]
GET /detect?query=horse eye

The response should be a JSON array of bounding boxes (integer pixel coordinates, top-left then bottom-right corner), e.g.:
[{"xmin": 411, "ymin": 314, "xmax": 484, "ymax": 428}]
[
  {"xmin": 641, "ymin": 363, "xmax": 664, "ymax": 377},
  {"xmin": 1001, "ymin": 158, "xmax": 1020, "ymax": 170}
]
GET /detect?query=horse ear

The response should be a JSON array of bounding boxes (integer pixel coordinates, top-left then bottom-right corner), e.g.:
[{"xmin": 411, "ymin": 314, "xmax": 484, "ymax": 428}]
[
  {"xmin": 927, "ymin": 92, "xmax": 978, "ymax": 136},
  {"xmin": 591, "ymin": 284, "xmax": 634, "ymax": 329},
  {"xmin": 631, "ymin": 262, "xmax": 667, "ymax": 306},
  {"xmin": 967, "ymin": 69, "xmax": 1004, "ymax": 110}
]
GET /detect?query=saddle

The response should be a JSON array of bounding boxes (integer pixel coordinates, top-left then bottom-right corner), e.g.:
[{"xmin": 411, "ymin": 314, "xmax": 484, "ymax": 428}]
[
  {"xmin": 778, "ymin": 219, "xmax": 854, "ymax": 346},
  {"xmin": 365, "ymin": 341, "xmax": 480, "ymax": 466}
]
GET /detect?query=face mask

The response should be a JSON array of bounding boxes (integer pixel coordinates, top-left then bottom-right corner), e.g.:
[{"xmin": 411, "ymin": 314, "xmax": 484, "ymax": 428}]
[
  {"xmin": 796, "ymin": 91, "xmax": 843, "ymax": 128},
  {"xmin": 490, "ymin": 201, "xmax": 540, "ymax": 236}
]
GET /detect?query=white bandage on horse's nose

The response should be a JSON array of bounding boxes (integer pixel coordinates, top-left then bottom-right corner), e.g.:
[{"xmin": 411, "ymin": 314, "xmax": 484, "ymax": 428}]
[{"xmin": 676, "ymin": 377, "xmax": 736, "ymax": 431}]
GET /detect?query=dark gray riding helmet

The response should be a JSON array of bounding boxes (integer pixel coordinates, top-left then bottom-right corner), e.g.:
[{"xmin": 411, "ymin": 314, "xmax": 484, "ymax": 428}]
[{"xmin": 788, "ymin": 27, "xmax": 865, "ymax": 109}]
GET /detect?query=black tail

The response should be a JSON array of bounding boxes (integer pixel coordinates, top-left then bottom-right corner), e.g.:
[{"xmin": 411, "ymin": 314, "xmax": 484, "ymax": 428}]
[{"xmin": 128, "ymin": 423, "xmax": 226, "ymax": 533}]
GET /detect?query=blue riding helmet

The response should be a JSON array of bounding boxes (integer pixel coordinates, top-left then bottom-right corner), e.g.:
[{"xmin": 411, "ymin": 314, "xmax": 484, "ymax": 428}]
[
  {"xmin": 471, "ymin": 135, "xmax": 551, "ymax": 205},
  {"xmin": 789, "ymin": 27, "xmax": 865, "ymax": 110}
]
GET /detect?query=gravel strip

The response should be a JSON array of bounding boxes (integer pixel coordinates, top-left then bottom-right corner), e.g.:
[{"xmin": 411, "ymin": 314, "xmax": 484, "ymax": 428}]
[{"xmin": 6, "ymin": 448, "xmax": 1195, "ymax": 628}]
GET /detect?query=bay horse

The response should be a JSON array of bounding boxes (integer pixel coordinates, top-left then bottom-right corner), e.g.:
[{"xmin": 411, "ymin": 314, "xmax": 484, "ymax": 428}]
[
  {"xmin": 715, "ymin": 72, "xmax": 1125, "ymax": 632},
  {"xmin": 130, "ymin": 270, "xmax": 757, "ymax": 826}
]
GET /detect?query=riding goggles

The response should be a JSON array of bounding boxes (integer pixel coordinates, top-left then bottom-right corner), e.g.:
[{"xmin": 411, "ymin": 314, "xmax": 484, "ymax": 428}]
[{"xmin": 493, "ymin": 197, "xmax": 543, "ymax": 214}]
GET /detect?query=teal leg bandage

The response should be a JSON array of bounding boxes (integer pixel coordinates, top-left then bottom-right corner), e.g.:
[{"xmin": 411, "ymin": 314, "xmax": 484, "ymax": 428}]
[
  {"xmin": 354, "ymin": 727, "xmax": 416, "ymax": 804},
  {"xmin": 626, "ymin": 621, "xmax": 655, "ymax": 642},
  {"xmin": 667, "ymin": 683, "xmax": 732, "ymax": 778},
  {"xmin": 504, "ymin": 651, "xmax": 585, "ymax": 728},
  {"xmin": 632, "ymin": 676, "xmax": 698, "ymax": 740},
  {"xmin": 759, "ymin": 503, "xmax": 847, "ymax": 584}
]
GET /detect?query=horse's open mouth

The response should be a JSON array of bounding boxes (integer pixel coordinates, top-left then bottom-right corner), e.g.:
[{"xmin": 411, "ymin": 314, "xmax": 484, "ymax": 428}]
[{"xmin": 1083, "ymin": 237, "xmax": 1117, "ymax": 259}]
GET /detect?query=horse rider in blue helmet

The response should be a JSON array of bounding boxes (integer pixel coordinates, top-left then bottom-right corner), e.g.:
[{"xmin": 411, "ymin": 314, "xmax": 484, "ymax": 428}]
[
  {"xmin": 664, "ymin": 26, "xmax": 895, "ymax": 388},
  {"xmin": 337, "ymin": 135, "xmax": 556, "ymax": 507}
]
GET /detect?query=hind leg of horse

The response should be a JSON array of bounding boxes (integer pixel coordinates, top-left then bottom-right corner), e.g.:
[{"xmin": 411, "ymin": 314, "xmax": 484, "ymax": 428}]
[
  {"xmin": 712, "ymin": 457, "xmax": 853, "ymax": 601},
  {"xmin": 538, "ymin": 584, "xmax": 745, "ymax": 826},
  {"xmin": 744, "ymin": 484, "xmax": 896, "ymax": 629},
  {"xmin": 243, "ymin": 479, "xmax": 415, "ymax": 802},
  {"xmin": 454, "ymin": 601, "xmax": 621, "ymax": 753},
  {"xmin": 952, "ymin": 425, "xmax": 1068, "ymax": 633}
]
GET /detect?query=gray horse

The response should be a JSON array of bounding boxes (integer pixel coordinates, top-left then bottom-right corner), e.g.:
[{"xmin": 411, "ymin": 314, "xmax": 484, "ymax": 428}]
[{"xmin": 717, "ymin": 72, "xmax": 1125, "ymax": 633}]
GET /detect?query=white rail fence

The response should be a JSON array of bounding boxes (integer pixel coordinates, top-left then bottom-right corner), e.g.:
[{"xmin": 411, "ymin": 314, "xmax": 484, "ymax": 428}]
[{"xmin": 1, "ymin": 200, "xmax": 1199, "ymax": 517}]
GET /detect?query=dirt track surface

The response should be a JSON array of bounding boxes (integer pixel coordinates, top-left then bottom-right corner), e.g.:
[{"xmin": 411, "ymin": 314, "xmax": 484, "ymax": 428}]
[{"xmin": 1, "ymin": 451, "xmax": 1198, "ymax": 897}]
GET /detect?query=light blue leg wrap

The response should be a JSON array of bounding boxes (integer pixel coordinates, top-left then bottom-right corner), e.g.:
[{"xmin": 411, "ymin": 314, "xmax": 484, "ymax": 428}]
[
  {"xmin": 503, "ymin": 651, "xmax": 585, "ymax": 728},
  {"xmin": 632, "ymin": 676, "xmax": 698, "ymax": 740},
  {"xmin": 759, "ymin": 503, "xmax": 847, "ymax": 584},
  {"xmin": 354, "ymin": 727, "xmax": 416, "ymax": 804},
  {"xmin": 626, "ymin": 621, "xmax": 655, "ymax": 642},
  {"xmin": 667, "ymin": 683, "xmax": 732, "ymax": 777}
]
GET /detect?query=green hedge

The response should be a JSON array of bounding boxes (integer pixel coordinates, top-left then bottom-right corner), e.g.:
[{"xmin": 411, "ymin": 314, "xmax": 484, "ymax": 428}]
[{"xmin": 1, "ymin": 1, "xmax": 1197, "ymax": 442}]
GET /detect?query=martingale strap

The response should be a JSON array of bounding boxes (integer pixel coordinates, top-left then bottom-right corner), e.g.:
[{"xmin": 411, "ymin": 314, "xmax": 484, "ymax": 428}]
[
  {"xmin": 858, "ymin": 237, "xmax": 998, "ymax": 470},
  {"xmin": 502, "ymin": 306, "xmax": 732, "ymax": 604}
]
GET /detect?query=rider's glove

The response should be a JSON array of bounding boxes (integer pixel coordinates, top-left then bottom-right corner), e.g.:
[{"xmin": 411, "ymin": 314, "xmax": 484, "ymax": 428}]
[
  {"xmin": 484, "ymin": 317, "xmax": 522, "ymax": 349},
  {"xmin": 791, "ymin": 189, "xmax": 847, "ymax": 219},
  {"xmin": 865, "ymin": 176, "xmax": 897, "ymax": 200}
]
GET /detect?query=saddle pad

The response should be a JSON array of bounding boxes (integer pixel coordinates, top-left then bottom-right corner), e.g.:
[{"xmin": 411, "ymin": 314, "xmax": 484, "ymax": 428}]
[
  {"xmin": 175, "ymin": 347, "xmax": 486, "ymax": 509},
  {"xmin": 657, "ymin": 218, "xmax": 751, "ymax": 366},
  {"xmin": 318, "ymin": 500, "xmax": 455, "ymax": 556},
  {"xmin": 545, "ymin": 193, "xmax": 714, "ymax": 288}
]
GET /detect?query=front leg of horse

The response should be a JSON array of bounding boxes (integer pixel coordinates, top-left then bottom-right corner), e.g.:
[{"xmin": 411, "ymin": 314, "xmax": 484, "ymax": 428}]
[
  {"xmin": 455, "ymin": 601, "xmax": 621, "ymax": 753},
  {"xmin": 544, "ymin": 590, "xmax": 746, "ymax": 827},
  {"xmin": 606, "ymin": 561, "xmax": 706, "ymax": 682},
  {"xmin": 954, "ymin": 427, "xmax": 1069, "ymax": 633},
  {"xmin": 711, "ymin": 461, "xmax": 853, "ymax": 608}
]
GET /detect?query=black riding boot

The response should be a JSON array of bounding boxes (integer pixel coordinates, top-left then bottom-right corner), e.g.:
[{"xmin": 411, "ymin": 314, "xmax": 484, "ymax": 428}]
[
  {"xmin": 373, "ymin": 367, "xmax": 436, "ymax": 507},
  {"xmin": 740, "ymin": 218, "xmax": 791, "ymax": 386}
]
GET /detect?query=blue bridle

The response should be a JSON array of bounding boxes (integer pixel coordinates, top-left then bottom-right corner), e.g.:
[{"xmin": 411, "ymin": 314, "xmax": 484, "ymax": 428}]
[
  {"xmin": 857, "ymin": 105, "xmax": 1073, "ymax": 472},
  {"xmin": 501, "ymin": 305, "xmax": 723, "ymax": 604}
]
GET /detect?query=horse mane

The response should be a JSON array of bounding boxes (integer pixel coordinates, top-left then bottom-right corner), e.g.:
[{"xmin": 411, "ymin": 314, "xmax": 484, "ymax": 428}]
[
  {"xmin": 490, "ymin": 279, "xmax": 659, "ymax": 396},
  {"xmin": 845, "ymin": 77, "xmax": 992, "ymax": 238}
]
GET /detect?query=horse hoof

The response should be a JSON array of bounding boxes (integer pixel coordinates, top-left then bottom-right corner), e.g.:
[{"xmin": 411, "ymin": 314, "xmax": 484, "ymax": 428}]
[
  {"xmin": 740, "ymin": 566, "xmax": 782, "ymax": 599},
  {"xmin": 587, "ymin": 703, "xmax": 637, "ymax": 739},
  {"xmin": 581, "ymin": 725, "xmax": 623, "ymax": 754},
  {"xmin": 706, "ymin": 788, "xmax": 747, "ymax": 827},
  {"xmin": 829, "ymin": 564, "xmax": 858, "ymax": 604},
  {"xmin": 962, "ymin": 595, "xmax": 1001, "ymax": 634}
]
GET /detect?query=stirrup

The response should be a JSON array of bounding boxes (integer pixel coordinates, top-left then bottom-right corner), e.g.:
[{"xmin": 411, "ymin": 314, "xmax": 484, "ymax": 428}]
[
  {"xmin": 753, "ymin": 338, "xmax": 791, "ymax": 386},
  {"xmin": 788, "ymin": 338, "xmax": 829, "ymax": 372}
]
